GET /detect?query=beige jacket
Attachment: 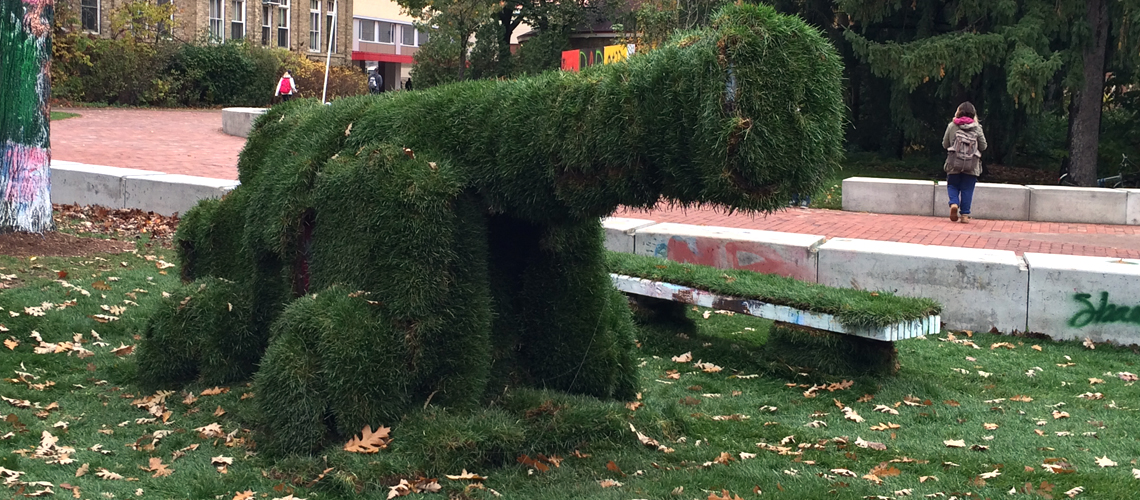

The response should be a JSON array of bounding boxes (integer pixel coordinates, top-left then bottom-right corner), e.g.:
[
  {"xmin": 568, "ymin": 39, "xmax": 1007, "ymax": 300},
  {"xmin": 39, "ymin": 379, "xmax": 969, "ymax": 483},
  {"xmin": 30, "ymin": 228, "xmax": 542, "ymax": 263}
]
[{"xmin": 942, "ymin": 120, "xmax": 987, "ymax": 176}]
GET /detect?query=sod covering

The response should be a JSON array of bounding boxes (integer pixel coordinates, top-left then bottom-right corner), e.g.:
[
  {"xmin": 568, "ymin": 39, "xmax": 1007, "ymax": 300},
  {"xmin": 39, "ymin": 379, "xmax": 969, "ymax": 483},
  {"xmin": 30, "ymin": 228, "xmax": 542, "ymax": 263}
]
[
  {"xmin": 607, "ymin": 251, "xmax": 941, "ymax": 328},
  {"xmin": 139, "ymin": 4, "xmax": 846, "ymax": 454}
]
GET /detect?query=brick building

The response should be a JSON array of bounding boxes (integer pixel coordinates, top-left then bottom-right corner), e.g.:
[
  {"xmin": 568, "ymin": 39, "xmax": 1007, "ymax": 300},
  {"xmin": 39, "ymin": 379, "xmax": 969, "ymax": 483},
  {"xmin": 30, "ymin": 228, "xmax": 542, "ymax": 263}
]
[{"xmin": 70, "ymin": 0, "xmax": 354, "ymax": 66}]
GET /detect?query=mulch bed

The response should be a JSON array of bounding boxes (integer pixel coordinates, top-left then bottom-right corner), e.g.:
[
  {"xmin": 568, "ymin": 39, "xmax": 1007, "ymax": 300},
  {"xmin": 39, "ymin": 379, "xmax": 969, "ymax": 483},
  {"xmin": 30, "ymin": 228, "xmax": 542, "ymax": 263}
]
[
  {"xmin": 0, "ymin": 231, "xmax": 135, "ymax": 258},
  {"xmin": 981, "ymin": 164, "xmax": 1059, "ymax": 185},
  {"xmin": 0, "ymin": 204, "xmax": 180, "ymax": 258}
]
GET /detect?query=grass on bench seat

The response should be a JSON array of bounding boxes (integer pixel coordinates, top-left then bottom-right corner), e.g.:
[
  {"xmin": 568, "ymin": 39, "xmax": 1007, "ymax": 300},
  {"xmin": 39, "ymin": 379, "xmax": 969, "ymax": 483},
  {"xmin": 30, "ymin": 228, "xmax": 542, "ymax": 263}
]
[{"xmin": 606, "ymin": 251, "xmax": 941, "ymax": 329}]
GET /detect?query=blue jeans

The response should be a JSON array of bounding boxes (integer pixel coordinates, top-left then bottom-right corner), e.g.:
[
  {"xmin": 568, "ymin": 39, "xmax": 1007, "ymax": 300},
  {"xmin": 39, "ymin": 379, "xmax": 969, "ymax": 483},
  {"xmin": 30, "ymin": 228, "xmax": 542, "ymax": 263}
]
[{"xmin": 946, "ymin": 173, "xmax": 977, "ymax": 214}]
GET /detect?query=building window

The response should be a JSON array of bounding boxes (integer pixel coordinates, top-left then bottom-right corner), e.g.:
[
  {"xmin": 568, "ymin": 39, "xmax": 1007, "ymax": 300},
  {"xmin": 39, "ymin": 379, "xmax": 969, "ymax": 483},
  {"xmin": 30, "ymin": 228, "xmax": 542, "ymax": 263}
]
[
  {"xmin": 309, "ymin": 0, "xmax": 320, "ymax": 51},
  {"xmin": 81, "ymin": 0, "xmax": 99, "ymax": 33},
  {"xmin": 325, "ymin": 1, "xmax": 336, "ymax": 53},
  {"xmin": 209, "ymin": 0, "xmax": 224, "ymax": 41},
  {"xmin": 378, "ymin": 21, "xmax": 393, "ymax": 44},
  {"xmin": 417, "ymin": 28, "xmax": 429, "ymax": 45},
  {"xmin": 262, "ymin": 5, "xmax": 270, "ymax": 45},
  {"xmin": 277, "ymin": 0, "xmax": 290, "ymax": 48},
  {"xmin": 400, "ymin": 24, "xmax": 414, "ymax": 46},
  {"xmin": 357, "ymin": 19, "xmax": 376, "ymax": 42},
  {"xmin": 231, "ymin": 0, "xmax": 245, "ymax": 40},
  {"xmin": 157, "ymin": 0, "xmax": 173, "ymax": 36}
]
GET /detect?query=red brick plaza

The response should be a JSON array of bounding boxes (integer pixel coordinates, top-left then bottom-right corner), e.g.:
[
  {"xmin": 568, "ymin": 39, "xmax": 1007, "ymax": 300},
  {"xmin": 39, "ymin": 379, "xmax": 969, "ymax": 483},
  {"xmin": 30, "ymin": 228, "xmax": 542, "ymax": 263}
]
[{"xmin": 52, "ymin": 107, "xmax": 1140, "ymax": 259}]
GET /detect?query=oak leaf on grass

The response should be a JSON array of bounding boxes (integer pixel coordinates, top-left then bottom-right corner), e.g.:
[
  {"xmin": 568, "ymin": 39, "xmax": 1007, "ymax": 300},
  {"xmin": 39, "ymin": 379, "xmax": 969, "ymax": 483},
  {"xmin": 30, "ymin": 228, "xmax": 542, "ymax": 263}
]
[
  {"xmin": 141, "ymin": 457, "xmax": 173, "ymax": 478},
  {"xmin": 343, "ymin": 425, "xmax": 391, "ymax": 453}
]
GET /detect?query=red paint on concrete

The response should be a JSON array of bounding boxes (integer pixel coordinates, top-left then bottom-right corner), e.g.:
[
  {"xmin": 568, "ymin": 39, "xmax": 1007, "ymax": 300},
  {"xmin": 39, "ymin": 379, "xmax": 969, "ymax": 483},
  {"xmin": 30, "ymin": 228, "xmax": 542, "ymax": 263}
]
[{"xmin": 662, "ymin": 237, "xmax": 813, "ymax": 281}]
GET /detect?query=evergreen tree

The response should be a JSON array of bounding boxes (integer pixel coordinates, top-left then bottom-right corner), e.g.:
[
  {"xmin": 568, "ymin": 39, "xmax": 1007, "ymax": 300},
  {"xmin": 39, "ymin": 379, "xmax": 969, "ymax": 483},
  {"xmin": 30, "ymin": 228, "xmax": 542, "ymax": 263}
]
[
  {"xmin": 836, "ymin": 0, "xmax": 1140, "ymax": 184},
  {"xmin": 1, "ymin": 0, "xmax": 55, "ymax": 233}
]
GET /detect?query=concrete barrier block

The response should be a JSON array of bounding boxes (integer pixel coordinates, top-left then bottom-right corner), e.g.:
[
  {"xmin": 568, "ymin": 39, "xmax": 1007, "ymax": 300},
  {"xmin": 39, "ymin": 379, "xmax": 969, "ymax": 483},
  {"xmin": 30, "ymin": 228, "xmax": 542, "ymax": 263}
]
[
  {"xmin": 602, "ymin": 217, "xmax": 658, "ymax": 253},
  {"xmin": 934, "ymin": 181, "xmax": 1030, "ymax": 220},
  {"xmin": 817, "ymin": 238, "xmax": 1028, "ymax": 333},
  {"xmin": 1028, "ymin": 185, "xmax": 1128, "ymax": 225},
  {"xmin": 842, "ymin": 177, "xmax": 936, "ymax": 216},
  {"xmin": 221, "ymin": 107, "xmax": 268, "ymax": 138},
  {"xmin": 50, "ymin": 160, "xmax": 166, "ymax": 208},
  {"xmin": 1126, "ymin": 189, "xmax": 1140, "ymax": 225},
  {"xmin": 123, "ymin": 174, "xmax": 240, "ymax": 216},
  {"xmin": 1025, "ymin": 253, "xmax": 1140, "ymax": 345},
  {"xmin": 634, "ymin": 223, "xmax": 825, "ymax": 282}
]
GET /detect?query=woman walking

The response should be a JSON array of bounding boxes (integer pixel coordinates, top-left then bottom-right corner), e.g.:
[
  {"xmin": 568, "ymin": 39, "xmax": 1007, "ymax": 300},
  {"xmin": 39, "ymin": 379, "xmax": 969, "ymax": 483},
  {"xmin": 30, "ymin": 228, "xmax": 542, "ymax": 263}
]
[
  {"xmin": 943, "ymin": 102, "xmax": 987, "ymax": 223},
  {"xmin": 275, "ymin": 70, "xmax": 298, "ymax": 102}
]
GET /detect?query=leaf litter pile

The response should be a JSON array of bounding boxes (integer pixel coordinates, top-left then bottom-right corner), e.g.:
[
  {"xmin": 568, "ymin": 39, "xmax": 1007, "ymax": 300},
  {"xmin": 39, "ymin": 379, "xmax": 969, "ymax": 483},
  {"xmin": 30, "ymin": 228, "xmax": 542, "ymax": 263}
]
[{"xmin": 4, "ymin": 249, "xmax": 1140, "ymax": 499}]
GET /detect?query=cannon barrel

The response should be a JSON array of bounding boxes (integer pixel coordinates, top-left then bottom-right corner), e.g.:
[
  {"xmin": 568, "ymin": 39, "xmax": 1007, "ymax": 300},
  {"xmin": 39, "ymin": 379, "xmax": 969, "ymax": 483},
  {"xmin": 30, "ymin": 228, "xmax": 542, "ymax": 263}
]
[{"xmin": 240, "ymin": 4, "xmax": 844, "ymax": 222}]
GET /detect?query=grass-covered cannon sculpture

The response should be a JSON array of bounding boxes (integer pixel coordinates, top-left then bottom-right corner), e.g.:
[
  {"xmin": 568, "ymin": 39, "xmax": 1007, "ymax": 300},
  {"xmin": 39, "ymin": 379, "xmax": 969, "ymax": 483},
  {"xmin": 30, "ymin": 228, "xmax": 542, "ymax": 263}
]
[{"xmin": 136, "ymin": 4, "xmax": 843, "ymax": 453}]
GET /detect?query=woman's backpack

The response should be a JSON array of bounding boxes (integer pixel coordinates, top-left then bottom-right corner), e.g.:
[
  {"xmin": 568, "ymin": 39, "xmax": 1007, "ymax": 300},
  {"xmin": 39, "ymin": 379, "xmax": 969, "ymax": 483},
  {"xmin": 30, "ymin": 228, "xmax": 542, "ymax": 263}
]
[{"xmin": 946, "ymin": 129, "xmax": 979, "ymax": 173}]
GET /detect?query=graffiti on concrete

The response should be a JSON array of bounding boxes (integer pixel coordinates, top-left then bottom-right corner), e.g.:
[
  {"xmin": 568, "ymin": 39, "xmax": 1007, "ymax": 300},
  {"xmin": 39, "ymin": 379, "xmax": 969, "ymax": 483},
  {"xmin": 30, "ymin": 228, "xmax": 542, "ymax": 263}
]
[
  {"xmin": 653, "ymin": 236, "xmax": 811, "ymax": 281},
  {"xmin": 1068, "ymin": 292, "xmax": 1140, "ymax": 328}
]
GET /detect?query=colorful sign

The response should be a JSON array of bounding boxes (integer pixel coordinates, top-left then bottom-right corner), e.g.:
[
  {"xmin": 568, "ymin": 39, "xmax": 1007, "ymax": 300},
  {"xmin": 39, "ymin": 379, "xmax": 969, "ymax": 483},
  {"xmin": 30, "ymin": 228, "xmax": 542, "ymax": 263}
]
[{"xmin": 561, "ymin": 45, "xmax": 637, "ymax": 72}]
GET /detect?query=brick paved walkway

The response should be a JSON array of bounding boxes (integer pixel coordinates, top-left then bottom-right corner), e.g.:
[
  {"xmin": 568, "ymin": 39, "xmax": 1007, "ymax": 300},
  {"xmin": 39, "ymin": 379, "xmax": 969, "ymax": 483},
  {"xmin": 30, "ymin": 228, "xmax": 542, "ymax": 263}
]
[
  {"xmin": 52, "ymin": 107, "xmax": 243, "ymax": 180},
  {"xmin": 612, "ymin": 206, "xmax": 1140, "ymax": 259},
  {"xmin": 50, "ymin": 107, "xmax": 1140, "ymax": 259}
]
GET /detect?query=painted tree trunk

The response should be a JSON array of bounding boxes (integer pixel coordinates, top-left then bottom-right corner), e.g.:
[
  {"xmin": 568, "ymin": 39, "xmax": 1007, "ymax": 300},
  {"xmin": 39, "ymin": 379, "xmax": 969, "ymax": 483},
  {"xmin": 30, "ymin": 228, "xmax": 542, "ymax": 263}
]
[
  {"xmin": 1066, "ymin": 0, "xmax": 1110, "ymax": 187},
  {"xmin": 0, "ymin": 0, "xmax": 54, "ymax": 233}
]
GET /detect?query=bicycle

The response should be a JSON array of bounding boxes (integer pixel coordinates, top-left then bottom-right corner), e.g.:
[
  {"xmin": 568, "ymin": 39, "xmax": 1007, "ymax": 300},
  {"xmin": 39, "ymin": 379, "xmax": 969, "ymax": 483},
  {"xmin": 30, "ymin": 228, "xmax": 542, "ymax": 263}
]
[{"xmin": 1058, "ymin": 153, "xmax": 1140, "ymax": 188}]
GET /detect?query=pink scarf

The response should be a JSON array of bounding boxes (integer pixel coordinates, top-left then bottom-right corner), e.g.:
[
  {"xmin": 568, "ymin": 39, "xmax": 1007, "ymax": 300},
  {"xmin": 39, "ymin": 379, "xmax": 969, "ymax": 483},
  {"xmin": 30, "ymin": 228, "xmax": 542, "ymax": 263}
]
[{"xmin": 953, "ymin": 117, "xmax": 975, "ymax": 125}]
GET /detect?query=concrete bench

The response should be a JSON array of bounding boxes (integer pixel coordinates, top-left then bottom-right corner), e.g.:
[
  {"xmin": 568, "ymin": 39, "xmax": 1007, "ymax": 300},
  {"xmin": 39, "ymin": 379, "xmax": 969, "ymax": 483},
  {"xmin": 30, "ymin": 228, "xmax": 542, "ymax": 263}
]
[
  {"xmin": 1028, "ymin": 185, "xmax": 1129, "ymax": 225},
  {"xmin": 222, "ymin": 107, "xmax": 268, "ymax": 138},
  {"xmin": 842, "ymin": 177, "xmax": 936, "ymax": 216},
  {"xmin": 610, "ymin": 274, "xmax": 941, "ymax": 342}
]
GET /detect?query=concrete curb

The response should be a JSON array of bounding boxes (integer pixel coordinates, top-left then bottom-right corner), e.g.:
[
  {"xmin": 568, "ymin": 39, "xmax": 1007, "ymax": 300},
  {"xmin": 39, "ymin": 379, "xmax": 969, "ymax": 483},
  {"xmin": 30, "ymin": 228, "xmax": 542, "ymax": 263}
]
[
  {"xmin": 842, "ymin": 177, "xmax": 936, "ymax": 216},
  {"xmin": 845, "ymin": 177, "xmax": 1139, "ymax": 225},
  {"xmin": 602, "ymin": 219, "xmax": 1140, "ymax": 344},
  {"xmin": 50, "ymin": 160, "xmax": 239, "ymax": 216},
  {"xmin": 632, "ymin": 222, "xmax": 824, "ymax": 283},
  {"xmin": 1025, "ymin": 252, "xmax": 1140, "ymax": 345},
  {"xmin": 817, "ymin": 238, "xmax": 1029, "ymax": 333}
]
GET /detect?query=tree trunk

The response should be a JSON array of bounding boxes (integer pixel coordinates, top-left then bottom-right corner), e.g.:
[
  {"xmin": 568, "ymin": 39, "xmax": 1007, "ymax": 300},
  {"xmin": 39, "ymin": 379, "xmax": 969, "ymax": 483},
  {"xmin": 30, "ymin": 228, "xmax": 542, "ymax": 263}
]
[
  {"xmin": 0, "ymin": 0, "xmax": 54, "ymax": 233},
  {"xmin": 1066, "ymin": 0, "xmax": 1110, "ymax": 187},
  {"xmin": 458, "ymin": 39, "xmax": 468, "ymax": 80},
  {"xmin": 496, "ymin": 5, "xmax": 517, "ymax": 77}
]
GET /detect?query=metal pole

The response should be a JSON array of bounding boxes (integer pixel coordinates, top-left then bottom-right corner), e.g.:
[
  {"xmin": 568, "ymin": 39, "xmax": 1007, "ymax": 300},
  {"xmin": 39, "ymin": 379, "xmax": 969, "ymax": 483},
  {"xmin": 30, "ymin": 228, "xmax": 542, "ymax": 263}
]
[{"xmin": 321, "ymin": 0, "xmax": 337, "ymax": 104}]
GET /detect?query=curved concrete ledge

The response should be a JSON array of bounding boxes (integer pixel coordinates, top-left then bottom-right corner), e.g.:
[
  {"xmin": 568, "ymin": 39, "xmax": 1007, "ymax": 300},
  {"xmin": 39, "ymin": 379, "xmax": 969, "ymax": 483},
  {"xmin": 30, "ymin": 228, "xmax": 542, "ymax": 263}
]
[
  {"xmin": 51, "ymin": 160, "xmax": 239, "ymax": 216},
  {"xmin": 222, "ymin": 107, "xmax": 269, "ymax": 138}
]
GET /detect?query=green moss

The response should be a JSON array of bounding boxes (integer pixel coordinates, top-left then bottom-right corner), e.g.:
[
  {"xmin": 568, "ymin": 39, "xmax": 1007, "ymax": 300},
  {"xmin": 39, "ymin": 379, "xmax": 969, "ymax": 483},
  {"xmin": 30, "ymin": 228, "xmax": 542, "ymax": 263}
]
[
  {"xmin": 606, "ymin": 251, "xmax": 941, "ymax": 328},
  {"xmin": 135, "ymin": 277, "xmax": 255, "ymax": 387},
  {"xmin": 175, "ymin": 188, "xmax": 251, "ymax": 283},
  {"xmin": 253, "ymin": 294, "xmax": 330, "ymax": 455}
]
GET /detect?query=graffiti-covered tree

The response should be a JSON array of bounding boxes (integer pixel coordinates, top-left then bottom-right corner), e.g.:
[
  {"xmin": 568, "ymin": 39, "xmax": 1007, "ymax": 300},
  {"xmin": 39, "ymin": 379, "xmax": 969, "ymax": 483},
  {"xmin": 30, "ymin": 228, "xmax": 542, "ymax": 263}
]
[{"xmin": 1, "ymin": 0, "xmax": 54, "ymax": 233}]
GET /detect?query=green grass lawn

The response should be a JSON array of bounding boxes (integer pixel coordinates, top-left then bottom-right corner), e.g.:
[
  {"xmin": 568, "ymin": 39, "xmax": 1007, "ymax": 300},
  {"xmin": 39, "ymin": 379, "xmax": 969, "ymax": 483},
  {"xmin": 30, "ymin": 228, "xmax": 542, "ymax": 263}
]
[
  {"xmin": 3, "ymin": 247, "xmax": 1140, "ymax": 500},
  {"xmin": 50, "ymin": 111, "xmax": 80, "ymax": 121}
]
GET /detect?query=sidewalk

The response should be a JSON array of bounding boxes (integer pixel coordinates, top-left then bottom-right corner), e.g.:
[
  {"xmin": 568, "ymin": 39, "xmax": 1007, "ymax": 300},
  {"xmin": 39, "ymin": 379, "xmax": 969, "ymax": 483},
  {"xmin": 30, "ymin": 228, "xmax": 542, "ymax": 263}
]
[{"xmin": 51, "ymin": 107, "xmax": 1140, "ymax": 259}]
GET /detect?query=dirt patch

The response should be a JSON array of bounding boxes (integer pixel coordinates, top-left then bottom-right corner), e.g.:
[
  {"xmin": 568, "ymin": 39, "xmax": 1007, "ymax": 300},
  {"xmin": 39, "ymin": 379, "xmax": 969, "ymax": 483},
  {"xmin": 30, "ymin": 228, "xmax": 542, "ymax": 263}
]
[
  {"xmin": 982, "ymin": 164, "xmax": 1057, "ymax": 185},
  {"xmin": 0, "ymin": 231, "xmax": 135, "ymax": 258}
]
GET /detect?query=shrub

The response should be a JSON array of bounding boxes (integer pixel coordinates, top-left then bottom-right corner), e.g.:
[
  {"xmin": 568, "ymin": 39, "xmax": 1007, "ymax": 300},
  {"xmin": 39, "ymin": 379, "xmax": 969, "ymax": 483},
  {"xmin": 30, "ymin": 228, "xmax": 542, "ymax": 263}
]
[
  {"xmin": 168, "ymin": 41, "xmax": 267, "ymax": 106},
  {"xmin": 277, "ymin": 50, "xmax": 367, "ymax": 101}
]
